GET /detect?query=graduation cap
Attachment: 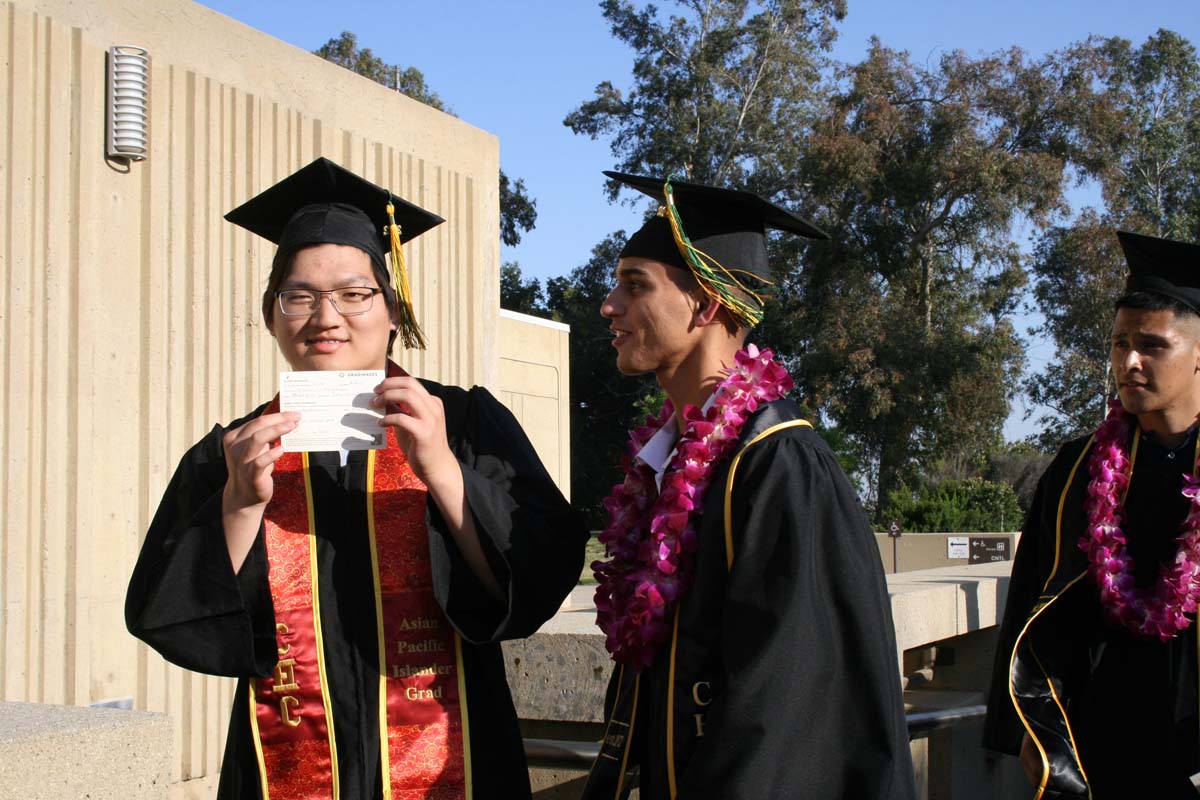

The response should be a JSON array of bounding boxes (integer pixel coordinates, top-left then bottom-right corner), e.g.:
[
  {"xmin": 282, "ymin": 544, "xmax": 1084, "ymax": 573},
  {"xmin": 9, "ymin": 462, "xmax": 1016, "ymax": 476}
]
[
  {"xmin": 226, "ymin": 157, "xmax": 444, "ymax": 350},
  {"xmin": 606, "ymin": 171, "xmax": 828, "ymax": 328},
  {"xmin": 1118, "ymin": 230, "xmax": 1200, "ymax": 314}
]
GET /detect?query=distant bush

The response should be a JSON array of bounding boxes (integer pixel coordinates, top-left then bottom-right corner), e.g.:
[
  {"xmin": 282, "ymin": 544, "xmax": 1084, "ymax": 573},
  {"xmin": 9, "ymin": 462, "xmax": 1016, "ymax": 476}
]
[{"xmin": 883, "ymin": 477, "xmax": 1023, "ymax": 533}]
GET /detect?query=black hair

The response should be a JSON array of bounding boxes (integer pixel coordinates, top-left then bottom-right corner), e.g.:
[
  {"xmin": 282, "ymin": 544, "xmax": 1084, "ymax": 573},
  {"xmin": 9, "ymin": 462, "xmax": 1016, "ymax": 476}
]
[{"xmin": 1114, "ymin": 290, "xmax": 1200, "ymax": 322}]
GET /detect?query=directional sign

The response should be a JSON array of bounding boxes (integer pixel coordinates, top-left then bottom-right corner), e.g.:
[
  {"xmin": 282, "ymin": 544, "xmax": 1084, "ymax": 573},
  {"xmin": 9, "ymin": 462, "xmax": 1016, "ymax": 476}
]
[{"xmin": 969, "ymin": 537, "xmax": 1010, "ymax": 564}]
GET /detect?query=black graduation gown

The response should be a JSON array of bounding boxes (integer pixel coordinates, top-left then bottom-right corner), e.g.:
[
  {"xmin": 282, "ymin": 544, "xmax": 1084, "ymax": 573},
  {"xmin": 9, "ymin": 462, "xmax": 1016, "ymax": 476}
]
[
  {"xmin": 584, "ymin": 399, "xmax": 916, "ymax": 800},
  {"xmin": 984, "ymin": 428, "xmax": 1200, "ymax": 799},
  {"xmin": 126, "ymin": 379, "xmax": 588, "ymax": 800}
]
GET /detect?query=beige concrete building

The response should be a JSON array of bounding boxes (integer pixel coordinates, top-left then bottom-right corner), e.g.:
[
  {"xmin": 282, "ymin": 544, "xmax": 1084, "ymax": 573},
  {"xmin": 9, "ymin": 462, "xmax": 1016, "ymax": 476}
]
[
  {"xmin": 0, "ymin": 0, "xmax": 569, "ymax": 793},
  {"xmin": 498, "ymin": 309, "xmax": 572, "ymax": 495}
]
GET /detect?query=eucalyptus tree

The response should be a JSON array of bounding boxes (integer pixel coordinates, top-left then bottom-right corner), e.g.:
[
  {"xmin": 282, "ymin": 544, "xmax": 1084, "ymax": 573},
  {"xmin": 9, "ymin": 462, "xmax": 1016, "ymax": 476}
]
[
  {"xmin": 315, "ymin": 31, "xmax": 538, "ymax": 247},
  {"xmin": 1027, "ymin": 30, "xmax": 1200, "ymax": 446},
  {"xmin": 775, "ymin": 41, "xmax": 1075, "ymax": 508}
]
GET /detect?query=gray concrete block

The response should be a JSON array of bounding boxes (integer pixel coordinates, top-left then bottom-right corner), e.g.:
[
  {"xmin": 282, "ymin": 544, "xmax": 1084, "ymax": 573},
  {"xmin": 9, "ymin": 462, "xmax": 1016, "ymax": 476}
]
[
  {"xmin": 504, "ymin": 631, "xmax": 611, "ymax": 722},
  {"xmin": 0, "ymin": 701, "xmax": 171, "ymax": 800},
  {"xmin": 505, "ymin": 591, "xmax": 612, "ymax": 723}
]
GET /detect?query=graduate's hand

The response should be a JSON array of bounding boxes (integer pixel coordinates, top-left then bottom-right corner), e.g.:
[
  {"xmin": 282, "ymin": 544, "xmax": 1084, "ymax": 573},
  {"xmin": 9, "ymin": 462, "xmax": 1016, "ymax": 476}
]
[
  {"xmin": 372, "ymin": 378, "xmax": 503, "ymax": 602},
  {"xmin": 221, "ymin": 413, "xmax": 299, "ymax": 514},
  {"xmin": 220, "ymin": 412, "xmax": 298, "ymax": 573},
  {"xmin": 372, "ymin": 377, "xmax": 458, "ymax": 487}
]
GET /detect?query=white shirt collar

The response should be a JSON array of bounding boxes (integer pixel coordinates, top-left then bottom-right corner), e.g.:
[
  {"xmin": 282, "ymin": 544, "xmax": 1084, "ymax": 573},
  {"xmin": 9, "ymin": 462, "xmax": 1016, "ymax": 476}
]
[{"xmin": 635, "ymin": 393, "xmax": 717, "ymax": 488}]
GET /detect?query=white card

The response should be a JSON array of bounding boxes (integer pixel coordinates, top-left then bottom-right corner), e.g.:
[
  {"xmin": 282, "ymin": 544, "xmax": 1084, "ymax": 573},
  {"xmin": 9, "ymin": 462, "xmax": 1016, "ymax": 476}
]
[{"xmin": 278, "ymin": 370, "xmax": 386, "ymax": 453}]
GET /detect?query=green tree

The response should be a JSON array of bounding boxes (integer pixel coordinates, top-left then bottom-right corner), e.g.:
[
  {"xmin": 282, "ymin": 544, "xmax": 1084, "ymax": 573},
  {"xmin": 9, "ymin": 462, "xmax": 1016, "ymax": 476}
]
[
  {"xmin": 314, "ymin": 31, "xmax": 447, "ymax": 109},
  {"xmin": 981, "ymin": 441, "xmax": 1052, "ymax": 513},
  {"xmin": 883, "ymin": 477, "xmax": 1023, "ymax": 533},
  {"xmin": 499, "ymin": 173, "xmax": 538, "ymax": 248},
  {"xmin": 565, "ymin": 0, "xmax": 846, "ymax": 193},
  {"xmin": 1067, "ymin": 30, "xmax": 1200, "ymax": 240},
  {"xmin": 778, "ymin": 41, "xmax": 1075, "ymax": 512},
  {"xmin": 543, "ymin": 233, "xmax": 657, "ymax": 525},
  {"xmin": 1025, "ymin": 211, "xmax": 1124, "ymax": 448},
  {"xmin": 499, "ymin": 262, "xmax": 545, "ymax": 314},
  {"xmin": 314, "ymin": 31, "xmax": 538, "ymax": 246},
  {"xmin": 1025, "ymin": 31, "xmax": 1200, "ymax": 447}
]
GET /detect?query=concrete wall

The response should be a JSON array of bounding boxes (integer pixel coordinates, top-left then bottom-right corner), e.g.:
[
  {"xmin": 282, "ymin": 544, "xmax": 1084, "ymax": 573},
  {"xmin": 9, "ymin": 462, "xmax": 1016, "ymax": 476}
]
[
  {"xmin": 876, "ymin": 532, "xmax": 1022, "ymax": 574},
  {"xmin": 1, "ymin": 0, "xmax": 502, "ymax": 787},
  {"xmin": 498, "ymin": 309, "xmax": 571, "ymax": 498}
]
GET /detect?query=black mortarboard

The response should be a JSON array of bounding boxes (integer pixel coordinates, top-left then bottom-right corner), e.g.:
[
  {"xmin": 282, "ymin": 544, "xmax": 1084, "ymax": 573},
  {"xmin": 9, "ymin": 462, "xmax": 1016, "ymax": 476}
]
[
  {"xmin": 225, "ymin": 157, "xmax": 444, "ymax": 350},
  {"xmin": 1119, "ymin": 230, "xmax": 1200, "ymax": 314},
  {"xmin": 605, "ymin": 171, "xmax": 827, "ymax": 327},
  {"xmin": 226, "ymin": 157, "xmax": 443, "ymax": 266}
]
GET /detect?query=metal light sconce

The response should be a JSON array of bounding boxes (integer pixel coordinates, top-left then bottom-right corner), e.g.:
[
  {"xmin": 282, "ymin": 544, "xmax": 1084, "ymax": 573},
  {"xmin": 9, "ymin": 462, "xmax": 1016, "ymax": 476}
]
[{"xmin": 106, "ymin": 46, "xmax": 149, "ymax": 161}]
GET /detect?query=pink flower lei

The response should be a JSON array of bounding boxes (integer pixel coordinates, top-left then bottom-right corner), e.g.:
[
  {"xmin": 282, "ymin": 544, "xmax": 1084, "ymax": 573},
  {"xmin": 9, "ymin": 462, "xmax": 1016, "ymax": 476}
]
[
  {"xmin": 593, "ymin": 344, "xmax": 794, "ymax": 668},
  {"xmin": 1081, "ymin": 399, "xmax": 1200, "ymax": 641}
]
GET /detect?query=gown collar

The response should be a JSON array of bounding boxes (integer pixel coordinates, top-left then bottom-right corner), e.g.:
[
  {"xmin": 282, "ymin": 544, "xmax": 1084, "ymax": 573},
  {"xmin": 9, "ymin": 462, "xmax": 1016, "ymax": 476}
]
[{"xmin": 636, "ymin": 392, "xmax": 717, "ymax": 489}]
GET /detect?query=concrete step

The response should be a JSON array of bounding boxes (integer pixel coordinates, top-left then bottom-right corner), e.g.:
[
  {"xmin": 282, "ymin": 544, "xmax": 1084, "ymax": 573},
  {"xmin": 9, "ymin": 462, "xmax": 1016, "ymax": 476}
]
[{"xmin": 0, "ymin": 701, "xmax": 171, "ymax": 799}]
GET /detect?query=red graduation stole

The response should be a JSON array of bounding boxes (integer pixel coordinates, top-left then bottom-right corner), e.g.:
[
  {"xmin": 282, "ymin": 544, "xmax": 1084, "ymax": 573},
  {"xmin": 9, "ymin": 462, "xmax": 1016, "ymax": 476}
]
[{"xmin": 248, "ymin": 406, "xmax": 470, "ymax": 800}]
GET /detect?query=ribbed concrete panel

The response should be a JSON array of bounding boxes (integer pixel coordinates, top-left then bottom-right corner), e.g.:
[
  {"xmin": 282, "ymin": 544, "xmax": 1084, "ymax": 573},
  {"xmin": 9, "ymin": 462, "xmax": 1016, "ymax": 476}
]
[{"xmin": 2, "ymin": 0, "xmax": 503, "ymax": 787}]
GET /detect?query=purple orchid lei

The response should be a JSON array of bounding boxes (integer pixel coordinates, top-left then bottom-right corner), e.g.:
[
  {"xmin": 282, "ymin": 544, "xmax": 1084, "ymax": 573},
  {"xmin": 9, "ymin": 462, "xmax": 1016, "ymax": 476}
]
[
  {"xmin": 592, "ymin": 344, "xmax": 794, "ymax": 668},
  {"xmin": 1080, "ymin": 399, "xmax": 1200, "ymax": 641}
]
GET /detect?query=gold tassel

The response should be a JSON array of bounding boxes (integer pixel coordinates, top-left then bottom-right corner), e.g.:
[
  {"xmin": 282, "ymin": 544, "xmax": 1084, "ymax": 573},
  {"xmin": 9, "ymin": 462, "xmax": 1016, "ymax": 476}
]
[
  {"xmin": 386, "ymin": 199, "xmax": 427, "ymax": 351},
  {"xmin": 659, "ymin": 179, "xmax": 770, "ymax": 328}
]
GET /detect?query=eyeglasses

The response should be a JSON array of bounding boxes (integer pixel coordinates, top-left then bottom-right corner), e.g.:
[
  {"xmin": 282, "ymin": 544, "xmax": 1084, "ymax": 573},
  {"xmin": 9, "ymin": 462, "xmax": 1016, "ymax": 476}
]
[{"xmin": 276, "ymin": 287, "xmax": 384, "ymax": 317}]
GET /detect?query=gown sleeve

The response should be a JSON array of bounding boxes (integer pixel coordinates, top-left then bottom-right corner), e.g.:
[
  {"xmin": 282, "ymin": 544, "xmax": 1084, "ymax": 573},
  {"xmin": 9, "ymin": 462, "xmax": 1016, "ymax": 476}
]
[
  {"xmin": 425, "ymin": 383, "xmax": 589, "ymax": 644},
  {"xmin": 982, "ymin": 443, "xmax": 1077, "ymax": 755},
  {"xmin": 675, "ymin": 429, "xmax": 916, "ymax": 800},
  {"xmin": 124, "ymin": 410, "xmax": 278, "ymax": 678}
]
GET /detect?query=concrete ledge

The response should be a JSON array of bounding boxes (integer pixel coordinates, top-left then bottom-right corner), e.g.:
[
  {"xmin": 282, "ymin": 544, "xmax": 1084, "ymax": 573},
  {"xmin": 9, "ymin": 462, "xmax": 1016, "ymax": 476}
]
[
  {"xmin": 887, "ymin": 562, "xmax": 1011, "ymax": 653},
  {"xmin": 0, "ymin": 701, "xmax": 172, "ymax": 800},
  {"xmin": 504, "ymin": 591, "xmax": 611, "ymax": 724}
]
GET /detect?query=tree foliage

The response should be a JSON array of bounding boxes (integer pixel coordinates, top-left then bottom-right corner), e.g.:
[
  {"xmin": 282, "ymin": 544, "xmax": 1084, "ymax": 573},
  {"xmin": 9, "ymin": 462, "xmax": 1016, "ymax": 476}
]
[
  {"xmin": 776, "ymin": 41, "xmax": 1075, "ymax": 510},
  {"xmin": 543, "ymin": 234, "xmax": 658, "ymax": 526},
  {"xmin": 981, "ymin": 441, "xmax": 1052, "ymax": 513},
  {"xmin": 1025, "ymin": 211, "xmax": 1124, "ymax": 447},
  {"xmin": 499, "ymin": 262, "xmax": 545, "ymax": 315},
  {"xmin": 565, "ymin": 0, "xmax": 846, "ymax": 194},
  {"xmin": 880, "ymin": 437, "xmax": 1046, "ymax": 534},
  {"xmin": 1026, "ymin": 31, "xmax": 1200, "ymax": 445},
  {"xmin": 314, "ymin": 31, "xmax": 538, "ymax": 246},
  {"xmin": 883, "ymin": 477, "xmax": 1023, "ymax": 533},
  {"xmin": 1067, "ymin": 30, "xmax": 1200, "ymax": 240},
  {"xmin": 315, "ymin": 32, "xmax": 447, "ymax": 110},
  {"xmin": 565, "ymin": 7, "xmax": 1199, "ymax": 522},
  {"xmin": 499, "ymin": 173, "xmax": 539, "ymax": 248},
  {"xmin": 566, "ymin": 5, "xmax": 1085, "ymax": 515}
]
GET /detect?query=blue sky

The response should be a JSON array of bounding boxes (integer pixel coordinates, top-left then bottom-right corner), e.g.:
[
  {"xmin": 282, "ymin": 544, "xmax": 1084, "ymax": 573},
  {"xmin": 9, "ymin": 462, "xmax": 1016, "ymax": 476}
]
[{"xmin": 196, "ymin": 0, "xmax": 1198, "ymax": 439}]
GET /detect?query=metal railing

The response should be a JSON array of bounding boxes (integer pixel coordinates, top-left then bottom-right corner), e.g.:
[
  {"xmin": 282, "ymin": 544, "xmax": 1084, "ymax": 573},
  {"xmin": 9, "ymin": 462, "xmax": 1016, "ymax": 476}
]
[{"xmin": 905, "ymin": 703, "xmax": 987, "ymax": 738}]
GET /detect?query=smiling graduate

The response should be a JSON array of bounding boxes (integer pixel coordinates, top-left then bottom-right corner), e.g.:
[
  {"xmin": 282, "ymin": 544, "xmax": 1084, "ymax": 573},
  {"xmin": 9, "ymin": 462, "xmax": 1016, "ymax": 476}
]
[
  {"xmin": 125, "ymin": 158, "xmax": 587, "ymax": 800},
  {"xmin": 581, "ymin": 173, "xmax": 915, "ymax": 800}
]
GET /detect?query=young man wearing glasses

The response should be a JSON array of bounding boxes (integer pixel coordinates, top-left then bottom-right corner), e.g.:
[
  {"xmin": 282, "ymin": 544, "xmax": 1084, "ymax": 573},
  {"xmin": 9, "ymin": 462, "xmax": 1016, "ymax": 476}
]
[{"xmin": 126, "ymin": 158, "xmax": 587, "ymax": 800}]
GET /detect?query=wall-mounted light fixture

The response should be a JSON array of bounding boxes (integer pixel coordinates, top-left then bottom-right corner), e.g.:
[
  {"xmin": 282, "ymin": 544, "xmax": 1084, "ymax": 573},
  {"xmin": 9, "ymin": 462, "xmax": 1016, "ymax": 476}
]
[{"xmin": 106, "ymin": 46, "xmax": 149, "ymax": 162}]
